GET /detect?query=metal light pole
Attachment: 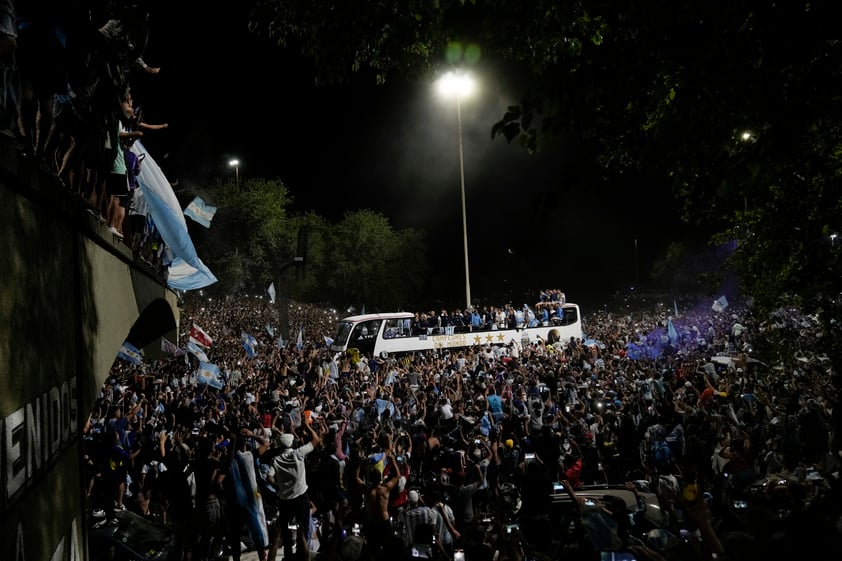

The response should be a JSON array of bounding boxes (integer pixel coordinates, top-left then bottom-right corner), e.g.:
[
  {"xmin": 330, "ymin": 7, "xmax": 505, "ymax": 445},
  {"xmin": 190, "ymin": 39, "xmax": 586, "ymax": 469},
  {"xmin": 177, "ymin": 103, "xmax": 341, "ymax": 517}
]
[
  {"xmin": 228, "ymin": 158, "xmax": 240, "ymax": 185},
  {"xmin": 437, "ymin": 72, "xmax": 475, "ymax": 309}
]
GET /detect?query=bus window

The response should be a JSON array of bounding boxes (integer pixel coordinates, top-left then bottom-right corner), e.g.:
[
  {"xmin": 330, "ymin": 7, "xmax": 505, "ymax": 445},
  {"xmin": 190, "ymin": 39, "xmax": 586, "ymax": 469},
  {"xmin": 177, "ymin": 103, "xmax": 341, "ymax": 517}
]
[
  {"xmin": 352, "ymin": 320, "xmax": 382, "ymax": 343},
  {"xmin": 557, "ymin": 307, "xmax": 578, "ymax": 326},
  {"xmin": 384, "ymin": 318, "xmax": 409, "ymax": 339}
]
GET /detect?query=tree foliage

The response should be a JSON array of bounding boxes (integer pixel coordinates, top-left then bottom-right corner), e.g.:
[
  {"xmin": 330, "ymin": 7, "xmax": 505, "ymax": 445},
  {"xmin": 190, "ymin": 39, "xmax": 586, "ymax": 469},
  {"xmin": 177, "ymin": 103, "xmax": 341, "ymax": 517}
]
[
  {"xmin": 200, "ymin": 178, "xmax": 296, "ymax": 294},
  {"xmin": 196, "ymin": 181, "xmax": 427, "ymax": 310},
  {"xmin": 325, "ymin": 210, "xmax": 427, "ymax": 310}
]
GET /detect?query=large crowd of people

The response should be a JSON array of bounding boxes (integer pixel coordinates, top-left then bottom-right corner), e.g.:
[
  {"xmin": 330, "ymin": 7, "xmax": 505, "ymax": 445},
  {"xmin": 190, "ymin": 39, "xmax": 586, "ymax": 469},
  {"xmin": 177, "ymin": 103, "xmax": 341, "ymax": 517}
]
[
  {"xmin": 6, "ymin": 6, "xmax": 840, "ymax": 559},
  {"xmin": 82, "ymin": 291, "xmax": 842, "ymax": 561}
]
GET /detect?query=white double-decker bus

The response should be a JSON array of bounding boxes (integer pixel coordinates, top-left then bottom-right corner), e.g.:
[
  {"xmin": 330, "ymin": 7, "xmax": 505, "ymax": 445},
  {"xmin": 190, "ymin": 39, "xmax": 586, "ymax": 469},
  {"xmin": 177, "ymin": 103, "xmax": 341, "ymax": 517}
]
[{"xmin": 329, "ymin": 304, "xmax": 583, "ymax": 358}]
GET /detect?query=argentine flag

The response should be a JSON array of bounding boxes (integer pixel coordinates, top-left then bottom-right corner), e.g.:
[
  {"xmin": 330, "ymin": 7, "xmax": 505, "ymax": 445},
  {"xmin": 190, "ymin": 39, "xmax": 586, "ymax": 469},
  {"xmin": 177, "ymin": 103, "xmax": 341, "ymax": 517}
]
[
  {"xmin": 183, "ymin": 196, "xmax": 218, "ymax": 228},
  {"xmin": 118, "ymin": 341, "xmax": 143, "ymax": 365},
  {"xmin": 196, "ymin": 362, "xmax": 223, "ymax": 389},
  {"xmin": 187, "ymin": 341, "xmax": 210, "ymax": 362},
  {"xmin": 241, "ymin": 331, "xmax": 258, "ymax": 359}
]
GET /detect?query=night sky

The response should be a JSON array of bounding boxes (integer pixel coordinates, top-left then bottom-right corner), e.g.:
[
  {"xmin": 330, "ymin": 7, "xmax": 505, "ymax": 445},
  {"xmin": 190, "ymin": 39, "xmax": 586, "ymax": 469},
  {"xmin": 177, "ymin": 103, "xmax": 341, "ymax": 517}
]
[{"xmin": 132, "ymin": 3, "xmax": 693, "ymax": 307}]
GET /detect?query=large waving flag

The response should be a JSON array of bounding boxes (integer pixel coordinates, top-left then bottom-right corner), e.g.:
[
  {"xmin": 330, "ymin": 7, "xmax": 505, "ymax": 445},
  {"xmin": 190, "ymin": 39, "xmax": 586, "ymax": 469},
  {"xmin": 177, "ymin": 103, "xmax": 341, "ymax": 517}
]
[
  {"xmin": 118, "ymin": 341, "xmax": 143, "ymax": 365},
  {"xmin": 267, "ymin": 282, "xmax": 276, "ymax": 304},
  {"xmin": 183, "ymin": 196, "xmax": 217, "ymax": 228},
  {"xmin": 189, "ymin": 323, "xmax": 213, "ymax": 348},
  {"xmin": 712, "ymin": 295, "xmax": 729, "ymax": 313},
  {"xmin": 168, "ymin": 257, "xmax": 218, "ymax": 291},
  {"xmin": 196, "ymin": 362, "xmax": 223, "ymax": 389},
  {"xmin": 131, "ymin": 141, "xmax": 216, "ymax": 290},
  {"xmin": 187, "ymin": 341, "xmax": 210, "ymax": 362},
  {"xmin": 161, "ymin": 338, "xmax": 185, "ymax": 357}
]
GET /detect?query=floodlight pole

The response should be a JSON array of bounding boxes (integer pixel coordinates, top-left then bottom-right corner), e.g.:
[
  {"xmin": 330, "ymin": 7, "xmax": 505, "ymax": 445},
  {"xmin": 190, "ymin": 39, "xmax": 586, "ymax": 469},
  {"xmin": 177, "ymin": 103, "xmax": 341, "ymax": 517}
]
[{"xmin": 455, "ymin": 95, "xmax": 472, "ymax": 309}]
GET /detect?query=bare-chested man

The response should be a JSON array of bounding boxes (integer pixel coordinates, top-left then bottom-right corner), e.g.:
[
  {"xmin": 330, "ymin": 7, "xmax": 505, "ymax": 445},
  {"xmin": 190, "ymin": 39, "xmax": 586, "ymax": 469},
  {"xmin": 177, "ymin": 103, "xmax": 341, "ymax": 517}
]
[{"xmin": 360, "ymin": 440, "xmax": 400, "ymax": 554}]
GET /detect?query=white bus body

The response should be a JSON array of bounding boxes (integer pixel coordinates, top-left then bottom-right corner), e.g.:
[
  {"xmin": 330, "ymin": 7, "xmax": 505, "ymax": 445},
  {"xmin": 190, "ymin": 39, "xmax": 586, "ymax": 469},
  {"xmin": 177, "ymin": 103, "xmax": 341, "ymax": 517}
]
[{"xmin": 329, "ymin": 304, "xmax": 583, "ymax": 358}]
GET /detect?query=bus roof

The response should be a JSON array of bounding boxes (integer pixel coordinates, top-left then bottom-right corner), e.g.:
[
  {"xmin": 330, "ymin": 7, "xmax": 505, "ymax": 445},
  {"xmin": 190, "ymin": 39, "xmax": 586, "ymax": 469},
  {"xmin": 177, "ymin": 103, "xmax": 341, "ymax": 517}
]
[{"xmin": 339, "ymin": 312, "xmax": 415, "ymax": 322}]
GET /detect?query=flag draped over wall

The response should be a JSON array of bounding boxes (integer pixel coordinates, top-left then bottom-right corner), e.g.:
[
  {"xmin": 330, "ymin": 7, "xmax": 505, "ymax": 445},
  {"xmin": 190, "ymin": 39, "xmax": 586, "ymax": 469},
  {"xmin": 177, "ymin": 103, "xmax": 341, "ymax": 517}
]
[{"xmin": 131, "ymin": 141, "xmax": 216, "ymax": 290}]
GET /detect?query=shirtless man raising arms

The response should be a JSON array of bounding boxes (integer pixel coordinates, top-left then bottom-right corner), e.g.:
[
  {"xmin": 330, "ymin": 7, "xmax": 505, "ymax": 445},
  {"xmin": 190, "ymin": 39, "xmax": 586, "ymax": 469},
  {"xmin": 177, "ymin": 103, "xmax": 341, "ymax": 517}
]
[{"xmin": 360, "ymin": 436, "xmax": 400, "ymax": 554}]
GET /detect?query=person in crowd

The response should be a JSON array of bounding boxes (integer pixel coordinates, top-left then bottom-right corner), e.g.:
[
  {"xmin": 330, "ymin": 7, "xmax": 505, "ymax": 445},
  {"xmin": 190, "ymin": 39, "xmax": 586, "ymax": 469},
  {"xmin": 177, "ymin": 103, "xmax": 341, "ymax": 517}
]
[
  {"xmin": 360, "ymin": 442, "xmax": 401, "ymax": 555},
  {"xmin": 268, "ymin": 418, "xmax": 323, "ymax": 561}
]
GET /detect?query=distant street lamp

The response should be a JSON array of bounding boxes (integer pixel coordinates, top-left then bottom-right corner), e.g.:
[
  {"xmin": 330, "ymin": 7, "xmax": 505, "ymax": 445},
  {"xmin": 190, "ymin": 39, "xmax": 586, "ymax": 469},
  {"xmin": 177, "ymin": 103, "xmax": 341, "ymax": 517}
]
[
  {"xmin": 228, "ymin": 158, "xmax": 240, "ymax": 184},
  {"xmin": 437, "ymin": 71, "xmax": 476, "ymax": 309}
]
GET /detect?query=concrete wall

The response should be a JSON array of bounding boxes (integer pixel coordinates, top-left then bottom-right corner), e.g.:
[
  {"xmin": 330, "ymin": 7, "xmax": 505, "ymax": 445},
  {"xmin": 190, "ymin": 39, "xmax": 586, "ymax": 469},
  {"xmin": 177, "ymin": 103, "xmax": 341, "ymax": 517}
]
[{"xmin": 0, "ymin": 140, "xmax": 180, "ymax": 561}]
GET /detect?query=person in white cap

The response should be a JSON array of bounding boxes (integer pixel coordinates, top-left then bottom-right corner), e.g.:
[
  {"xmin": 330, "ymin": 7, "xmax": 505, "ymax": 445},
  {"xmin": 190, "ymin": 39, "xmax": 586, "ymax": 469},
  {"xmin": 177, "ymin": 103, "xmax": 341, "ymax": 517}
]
[{"xmin": 267, "ymin": 418, "xmax": 323, "ymax": 561}]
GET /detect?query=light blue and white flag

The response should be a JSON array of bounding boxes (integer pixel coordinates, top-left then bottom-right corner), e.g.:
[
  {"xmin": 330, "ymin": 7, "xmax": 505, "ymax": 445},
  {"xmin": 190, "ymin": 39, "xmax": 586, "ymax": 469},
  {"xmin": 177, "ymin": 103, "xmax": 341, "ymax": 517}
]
[
  {"xmin": 196, "ymin": 362, "xmax": 223, "ymax": 389},
  {"xmin": 667, "ymin": 319, "xmax": 679, "ymax": 346},
  {"xmin": 131, "ymin": 141, "xmax": 216, "ymax": 290},
  {"xmin": 118, "ymin": 341, "xmax": 143, "ymax": 365},
  {"xmin": 183, "ymin": 196, "xmax": 217, "ymax": 228},
  {"xmin": 712, "ymin": 295, "xmax": 729, "ymax": 313},
  {"xmin": 267, "ymin": 282, "xmax": 276, "ymax": 304},
  {"xmin": 265, "ymin": 324, "xmax": 274, "ymax": 337},
  {"xmin": 241, "ymin": 331, "xmax": 258, "ymax": 359},
  {"xmin": 277, "ymin": 335, "xmax": 285, "ymax": 350},
  {"xmin": 296, "ymin": 326, "xmax": 303, "ymax": 351},
  {"xmin": 323, "ymin": 335, "xmax": 334, "ymax": 348},
  {"xmin": 187, "ymin": 341, "xmax": 209, "ymax": 363}
]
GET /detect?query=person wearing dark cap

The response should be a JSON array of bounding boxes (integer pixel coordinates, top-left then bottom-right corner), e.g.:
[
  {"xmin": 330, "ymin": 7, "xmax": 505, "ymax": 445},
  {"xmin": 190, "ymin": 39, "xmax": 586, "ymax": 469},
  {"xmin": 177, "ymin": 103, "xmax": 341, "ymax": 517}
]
[{"xmin": 267, "ymin": 419, "xmax": 323, "ymax": 561}]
